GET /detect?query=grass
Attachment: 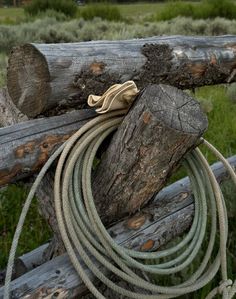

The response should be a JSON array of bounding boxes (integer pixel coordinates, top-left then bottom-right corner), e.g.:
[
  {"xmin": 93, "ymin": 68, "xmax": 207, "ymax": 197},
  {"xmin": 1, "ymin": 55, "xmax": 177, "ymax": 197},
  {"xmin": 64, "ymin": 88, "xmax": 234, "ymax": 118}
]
[
  {"xmin": 197, "ymin": 85, "xmax": 236, "ymax": 163},
  {"xmin": 0, "ymin": 7, "xmax": 24, "ymax": 24},
  {"xmin": 0, "ymin": 2, "xmax": 203, "ymax": 24},
  {"xmin": 0, "ymin": 53, "xmax": 6, "ymax": 87},
  {"xmin": 0, "ymin": 185, "xmax": 52, "ymax": 269},
  {"xmin": 115, "ymin": 2, "xmax": 167, "ymax": 22},
  {"xmin": 150, "ymin": 179, "xmax": 236, "ymax": 299},
  {"xmin": 167, "ymin": 85, "xmax": 236, "ymax": 298},
  {"xmin": 0, "ymin": 7, "xmax": 23, "ymax": 18}
]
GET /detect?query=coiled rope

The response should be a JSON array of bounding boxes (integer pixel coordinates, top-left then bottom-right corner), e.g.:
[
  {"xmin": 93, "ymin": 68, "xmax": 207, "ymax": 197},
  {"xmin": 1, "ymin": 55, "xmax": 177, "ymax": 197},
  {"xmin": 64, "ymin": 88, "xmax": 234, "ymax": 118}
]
[{"xmin": 4, "ymin": 82, "xmax": 236, "ymax": 299}]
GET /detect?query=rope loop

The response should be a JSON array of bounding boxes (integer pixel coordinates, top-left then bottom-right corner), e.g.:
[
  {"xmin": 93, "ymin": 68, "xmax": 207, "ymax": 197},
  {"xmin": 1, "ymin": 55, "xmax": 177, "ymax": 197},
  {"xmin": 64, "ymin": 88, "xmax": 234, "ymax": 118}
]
[
  {"xmin": 205, "ymin": 280, "xmax": 234, "ymax": 299},
  {"xmin": 3, "ymin": 82, "xmax": 236, "ymax": 299}
]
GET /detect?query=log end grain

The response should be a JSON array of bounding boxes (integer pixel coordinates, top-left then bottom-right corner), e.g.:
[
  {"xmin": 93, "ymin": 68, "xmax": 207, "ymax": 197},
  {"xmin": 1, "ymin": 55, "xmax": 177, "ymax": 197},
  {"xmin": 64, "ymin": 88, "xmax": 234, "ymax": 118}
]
[
  {"xmin": 7, "ymin": 44, "xmax": 50, "ymax": 117},
  {"xmin": 145, "ymin": 84, "xmax": 208, "ymax": 134}
]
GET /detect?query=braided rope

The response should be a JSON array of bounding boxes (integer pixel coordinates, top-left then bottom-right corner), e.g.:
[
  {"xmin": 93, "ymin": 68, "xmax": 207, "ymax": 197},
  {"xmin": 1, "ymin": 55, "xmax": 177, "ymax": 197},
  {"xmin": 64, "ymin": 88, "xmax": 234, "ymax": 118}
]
[{"xmin": 3, "ymin": 82, "xmax": 236, "ymax": 299}]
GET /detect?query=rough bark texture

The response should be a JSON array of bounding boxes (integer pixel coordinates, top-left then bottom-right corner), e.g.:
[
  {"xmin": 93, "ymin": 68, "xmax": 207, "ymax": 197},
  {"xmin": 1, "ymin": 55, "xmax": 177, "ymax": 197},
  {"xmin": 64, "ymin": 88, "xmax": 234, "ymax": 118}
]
[
  {"xmin": 0, "ymin": 109, "xmax": 96, "ymax": 186},
  {"xmin": 1, "ymin": 155, "xmax": 235, "ymax": 299},
  {"xmin": 7, "ymin": 35, "xmax": 236, "ymax": 117},
  {"xmin": 92, "ymin": 84, "xmax": 208, "ymax": 224},
  {"xmin": 0, "ymin": 88, "xmax": 67, "ymax": 264},
  {"xmin": 0, "ymin": 88, "xmax": 27, "ymax": 127}
]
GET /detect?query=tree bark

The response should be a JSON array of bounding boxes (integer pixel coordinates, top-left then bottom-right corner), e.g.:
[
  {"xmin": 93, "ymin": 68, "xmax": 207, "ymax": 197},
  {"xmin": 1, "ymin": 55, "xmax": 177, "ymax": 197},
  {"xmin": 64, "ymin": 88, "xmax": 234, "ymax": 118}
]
[
  {"xmin": 0, "ymin": 87, "xmax": 27, "ymax": 127},
  {"xmin": 7, "ymin": 35, "xmax": 236, "ymax": 117},
  {"xmin": 1, "ymin": 155, "xmax": 235, "ymax": 298},
  {"xmin": 0, "ymin": 109, "xmax": 96, "ymax": 186},
  {"xmin": 92, "ymin": 84, "xmax": 208, "ymax": 224}
]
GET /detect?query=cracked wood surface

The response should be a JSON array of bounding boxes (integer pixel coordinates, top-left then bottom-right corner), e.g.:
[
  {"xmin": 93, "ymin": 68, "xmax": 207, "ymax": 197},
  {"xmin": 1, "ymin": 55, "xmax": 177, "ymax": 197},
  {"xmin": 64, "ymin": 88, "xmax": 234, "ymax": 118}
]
[
  {"xmin": 7, "ymin": 35, "xmax": 236, "ymax": 117},
  {"xmin": 0, "ymin": 109, "xmax": 96, "ymax": 186},
  {"xmin": 0, "ymin": 88, "xmax": 27, "ymax": 127},
  {"xmin": 0, "ymin": 155, "xmax": 235, "ymax": 299},
  {"xmin": 92, "ymin": 84, "xmax": 208, "ymax": 224}
]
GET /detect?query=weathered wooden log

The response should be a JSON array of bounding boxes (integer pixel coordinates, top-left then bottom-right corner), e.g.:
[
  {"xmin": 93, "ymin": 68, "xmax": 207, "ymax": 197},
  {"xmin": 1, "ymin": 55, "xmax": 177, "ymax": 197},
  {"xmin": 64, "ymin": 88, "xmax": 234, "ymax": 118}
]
[
  {"xmin": 7, "ymin": 35, "xmax": 236, "ymax": 117},
  {"xmin": 14, "ymin": 243, "xmax": 49, "ymax": 278},
  {"xmin": 0, "ymin": 109, "xmax": 96, "ymax": 186},
  {"xmin": 0, "ymin": 88, "xmax": 65, "ymax": 260},
  {"xmin": 92, "ymin": 84, "xmax": 207, "ymax": 224},
  {"xmin": 0, "ymin": 243, "xmax": 50, "ymax": 286},
  {"xmin": 1, "ymin": 155, "xmax": 235, "ymax": 299}
]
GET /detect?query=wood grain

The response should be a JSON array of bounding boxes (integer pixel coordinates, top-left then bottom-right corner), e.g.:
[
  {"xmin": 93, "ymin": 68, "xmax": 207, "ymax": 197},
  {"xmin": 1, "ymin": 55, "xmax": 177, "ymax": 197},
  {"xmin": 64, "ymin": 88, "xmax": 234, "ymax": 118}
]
[
  {"xmin": 92, "ymin": 84, "xmax": 208, "ymax": 224},
  {"xmin": 7, "ymin": 35, "xmax": 236, "ymax": 116},
  {"xmin": 0, "ymin": 109, "xmax": 96, "ymax": 186},
  {"xmin": 0, "ymin": 88, "xmax": 27, "ymax": 127}
]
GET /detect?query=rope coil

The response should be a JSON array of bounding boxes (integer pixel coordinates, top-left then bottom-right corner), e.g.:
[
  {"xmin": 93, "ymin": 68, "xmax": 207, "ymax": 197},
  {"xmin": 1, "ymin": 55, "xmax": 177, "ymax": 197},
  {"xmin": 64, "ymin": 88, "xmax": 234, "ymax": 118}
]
[{"xmin": 3, "ymin": 82, "xmax": 236, "ymax": 299}]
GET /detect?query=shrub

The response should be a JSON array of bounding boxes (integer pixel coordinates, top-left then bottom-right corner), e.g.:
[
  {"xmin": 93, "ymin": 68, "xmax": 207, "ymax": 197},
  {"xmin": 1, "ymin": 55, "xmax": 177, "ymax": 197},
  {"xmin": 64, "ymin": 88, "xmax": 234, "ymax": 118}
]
[
  {"xmin": 0, "ymin": 185, "xmax": 51, "ymax": 268},
  {"xmin": 80, "ymin": 4, "xmax": 122, "ymax": 22},
  {"xmin": 155, "ymin": 0, "xmax": 236, "ymax": 21},
  {"xmin": 34, "ymin": 9, "xmax": 69, "ymax": 21},
  {"xmin": 1, "ymin": 17, "xmax": 236, "ymax": 53},
  {"xmin": 24, "ymin": 0, "xmax": 77, "ymax": 18},
  {"xmin": 156, "ymin": 2, "xmax": 194, "ymax": 21},
  {"xmin": 198, "ymin": 0, "xmax": 236, "ymax": 20}
]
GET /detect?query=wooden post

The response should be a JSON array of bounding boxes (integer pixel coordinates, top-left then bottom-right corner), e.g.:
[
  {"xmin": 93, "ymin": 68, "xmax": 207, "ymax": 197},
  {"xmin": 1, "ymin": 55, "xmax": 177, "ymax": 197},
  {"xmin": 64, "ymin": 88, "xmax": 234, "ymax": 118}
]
[{"xmin": 92, "ymin": 84, "xmax": 208, "ymax": 223}]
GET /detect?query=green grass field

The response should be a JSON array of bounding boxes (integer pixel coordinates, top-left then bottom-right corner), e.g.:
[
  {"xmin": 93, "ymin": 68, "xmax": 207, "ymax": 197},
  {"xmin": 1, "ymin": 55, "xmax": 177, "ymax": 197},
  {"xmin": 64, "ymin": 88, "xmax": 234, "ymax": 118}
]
[
  {"xmin": 0, "ymin": 7, "xmax": 24, "ymax": 24},
  {"xmin": 0, "ymin": 2, "xmax": 195, "ymax": 23}
]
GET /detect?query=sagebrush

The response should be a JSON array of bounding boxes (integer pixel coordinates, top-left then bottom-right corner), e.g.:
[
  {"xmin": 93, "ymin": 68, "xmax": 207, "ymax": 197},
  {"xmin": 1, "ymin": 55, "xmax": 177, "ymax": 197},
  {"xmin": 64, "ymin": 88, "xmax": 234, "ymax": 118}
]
[{"xmin": 1, "ymin": 17, "xmax": 236, "ymax": 53}]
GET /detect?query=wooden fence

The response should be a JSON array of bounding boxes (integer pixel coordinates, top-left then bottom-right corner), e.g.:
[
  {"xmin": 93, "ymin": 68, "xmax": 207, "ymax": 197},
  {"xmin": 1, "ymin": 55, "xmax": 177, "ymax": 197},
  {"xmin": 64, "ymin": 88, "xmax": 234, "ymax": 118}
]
[{"xmin": 0, "ymin": 35, "xmax": 236, "ymax": 298}]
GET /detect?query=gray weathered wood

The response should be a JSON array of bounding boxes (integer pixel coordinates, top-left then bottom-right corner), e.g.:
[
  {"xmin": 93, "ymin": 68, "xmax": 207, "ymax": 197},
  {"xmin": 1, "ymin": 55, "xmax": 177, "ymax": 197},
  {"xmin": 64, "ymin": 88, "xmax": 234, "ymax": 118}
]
[
  {"xmin": 1, "ymin": 155, "xmax": 235, "ymax": 299},
  {"xmin": 0, "ymin": 88, "xmax": 27, "ymax": 127},
  {"xmin": 7, "ymin": 35, "xmax": 236, "ymax": 117},
  {"xmin": 14, "ymin": 243, "xmax": 49, "ymax": 278},
  {"xmin": 0, "ymin": 88, "xmax": 66, "ymax": 261},
  {"xmin": 92, "ymin": 84, "xmax": 208, "ymax": 224},
  {"xmin": 0, "ymin": 109, "xmax": 96, "ymax": 186}
]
